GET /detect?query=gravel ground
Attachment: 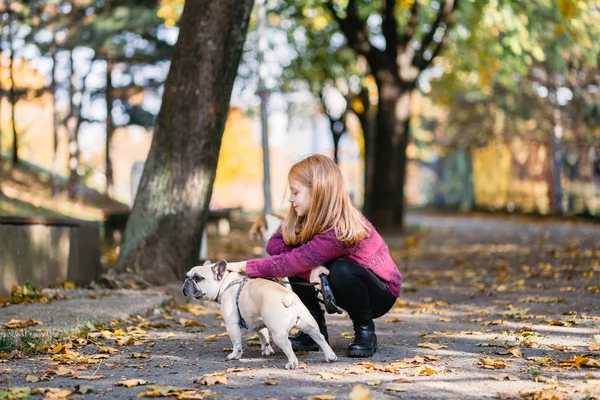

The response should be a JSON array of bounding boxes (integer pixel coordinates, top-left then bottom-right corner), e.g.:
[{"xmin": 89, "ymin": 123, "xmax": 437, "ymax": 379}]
[{"xmin": 1, "ymin": 212, "xmax": 599, "ymax": 399}]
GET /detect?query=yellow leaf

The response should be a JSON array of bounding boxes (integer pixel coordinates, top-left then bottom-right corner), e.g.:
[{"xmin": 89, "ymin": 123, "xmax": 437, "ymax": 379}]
[
  {"xmin": 25, "ymin": 375, "xmax": 39, "ymax": 382},
  {"xmin": 478, "ymin": 358, "xmax": 508, "ymax": 369},
  {"xmin": 118, "ymin": 379, "xmax": 148, "ymax": 388},
  {"xmin": 418, "ymin": 365, "xmax": 441, "ymax": 375},
  {"xmin": 99, "ymin": 346, "xmax": 120, "ymax": 354},
  {"xmin": 264, "ymin": 381, "xmax": 278, "ymax": 386},
  {"xmin": 3, "ymin": 319, "xmax": 43, "ymax": 329},
  {"xmin": 417, "ymin": 342, "xmax": 448, "ymax": 350},
  {"xmin": 349, "ymin": 384, "xmax": 371, "ymax": 400},
  {"xmin": 197, "ymin": 372, "xmax": 227, "ymax": 386},
  {"xmin": 74, "ymin": 375, "xmax": 106, "ymax": 380},
  {"xmin": 384, "ymin": 384, "xmax": 408, "ymax": 393},
  {"xmin": 179, "ymin": 318, "xmax": 203, "ymax": 328},
  {"xmin": 130, "ymin": 353, "xmax": 150, "ymax": 359},
  {"xmin": 308, "ymin": 396, "xmax": 336, "ymax": 400},
  {"xmin": 383, "ymin": 318, "xmax": 403, "ymax": 323}
]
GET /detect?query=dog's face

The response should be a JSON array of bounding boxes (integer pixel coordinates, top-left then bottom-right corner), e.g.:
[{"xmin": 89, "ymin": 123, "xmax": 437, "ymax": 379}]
[{"xmin": 181, "ymin": 260, "xmax": 227, "ymax": 301}]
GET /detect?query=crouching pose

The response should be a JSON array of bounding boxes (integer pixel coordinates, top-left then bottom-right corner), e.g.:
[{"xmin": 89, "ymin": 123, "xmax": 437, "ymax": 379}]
[{"xmin": 227, "ymin": 154, "xmax": 402, "ymax": 357}]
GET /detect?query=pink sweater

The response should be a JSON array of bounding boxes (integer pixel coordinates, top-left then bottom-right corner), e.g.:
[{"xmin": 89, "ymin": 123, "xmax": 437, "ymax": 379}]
[{"xmin": 245, "ymin": 222, "xmax": 401, "ymax": 297}]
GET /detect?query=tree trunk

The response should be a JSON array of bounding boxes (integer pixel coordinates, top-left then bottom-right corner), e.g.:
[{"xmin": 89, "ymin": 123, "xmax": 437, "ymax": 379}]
[
  {"xmin": 369, "ymin": 80, "xmax": 412, "ymax": 230},
  {"xmin": 8, "ymin": 11, "xmax": 18, "ymax": 166},
  {"xmin": 117, "ymin": 0, "xmax": 254, "ymax": 284},
  {"xmin": 67, "ymin": 51, "xmax": 80, "ymax": 199},
  {"xmin": 105, "ymin": 58, "xmax": 114, "ymax": 197},
  {"xmin": 50, "ymin": 39, "xmax": 60, "ymax": 196}
]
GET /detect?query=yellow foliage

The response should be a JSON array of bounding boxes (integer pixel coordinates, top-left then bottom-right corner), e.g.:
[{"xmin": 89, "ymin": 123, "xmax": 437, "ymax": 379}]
[
  {"xmin": 157, "ymin": 0, "xmax": 184, "ymax": 27},
  {"xmin": 472, "ymin": 142, "xmax": 511, "ymax": 209},
  {"xmin": 214, "ymin": 109, "xmax": 262, "ymax": 185},
  {"xmin": 557, "ymin": 0, "xmax": 580, "ymax": 18}
]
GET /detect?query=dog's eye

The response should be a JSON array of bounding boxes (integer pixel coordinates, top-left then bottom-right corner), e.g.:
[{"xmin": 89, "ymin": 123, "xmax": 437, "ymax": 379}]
[{"xmin": 193, "ymin": 276, "xmax": 204, "ymax": 282}]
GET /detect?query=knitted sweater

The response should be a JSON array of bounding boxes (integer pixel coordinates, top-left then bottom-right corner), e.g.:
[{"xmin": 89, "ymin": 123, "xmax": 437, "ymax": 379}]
[{"xmin": 245, "ymin": 222, "xmax": 401, "ymax": 297}]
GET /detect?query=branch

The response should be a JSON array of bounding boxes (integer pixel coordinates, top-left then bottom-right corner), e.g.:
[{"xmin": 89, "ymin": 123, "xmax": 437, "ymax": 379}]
[
  {"xmin": 325, "ymin": 0, "xmax": 383, "ymax": 72},
  {"xmin": 413, "ymin": 0, "xmax": 459, "ymax": 71},
  {"xmin": 400, "ymin": 0, "xmax": 420, "ymax": 45}
]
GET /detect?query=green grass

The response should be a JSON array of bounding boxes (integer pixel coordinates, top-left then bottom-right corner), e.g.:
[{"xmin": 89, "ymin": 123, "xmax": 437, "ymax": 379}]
[{"xmin": 0, "ymin": 329, "xmax": 69, "ymax": 355}]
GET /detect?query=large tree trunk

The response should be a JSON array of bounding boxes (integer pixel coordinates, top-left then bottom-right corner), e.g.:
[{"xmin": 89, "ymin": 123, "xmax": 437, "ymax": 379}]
[
  {"xmin": 117, "ymin": 0, "xmax": 254, "ymax": 284},
  {"xmin": 369, "ymin": 80, "xmax": 412, "ymax": 230},
  {"xmin": 105, "ymin": 58, "xmax": 114, "ymax": 197},
  {"xmin": 67, "ymin": 51, "xmax": 80, "ymax": 199}
]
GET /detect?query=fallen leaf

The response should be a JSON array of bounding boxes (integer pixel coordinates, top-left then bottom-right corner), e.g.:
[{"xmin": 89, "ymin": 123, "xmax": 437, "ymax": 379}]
[
  {"xmin": 478, "ymin": 357, "xmax": 508, "ymax": 369},
  {"xmin": 3, "ymin": 319, "xmax": 43, "ymax": 329},
  {"xmin": 366, "ymin": 380, "xmax": 381, "ymax": 386},
  {"xmin": 226, "ymin": 367, "xmax": 252, "ymax": 373},
  {"xmin": 417, "ymin": 365, "xmax": 441, "ymax": 375},
  {"xmin": 264, "ymin": 381, "xmax": 278, "ymax": 386},
  {"xmin": 197, "ymin": 372, "xmax": 227, "ymax": 386},
  {"xmin": 130, "ymin": 353, "xmax": 150, "ymax": 359},
  {"xmin": 417, "ymin": 342, "xmax": 448, "ymax": 350},
  {"xmin": 25, "ymin": 375, "xmax": 39, "ymax": 383},
  {"xmin": 349, "ymin": 384, "xmax": 371, "ymax": 400},
  {"xmin": 383, "ymin": 318, "xmax": 403, "ymax": 323},
  {"xmin": 308, "ymin": 395, "xmax": 336, "ymax": 400},
  {"xmin": 99, "ymin": 346, "xmax": 120, "ymax": 354},
  {"xmin": 204, "ymin": 333, "xmax": 227, "ymax": 341},
  {"xmin": 138, "ymin": 386, "xmax": 186, "ymax": 398},
  {"xmin": 179, "ymin": 318, "xmax": 204, "ymax": 328},
  {"xmin": 497, "ymin": 347, "xmax": 522, "ymax": 358},
  {"xmin": 384, "ymin": 384, "xmax": 407, "ymax": 393},
  {"xmin": 117, "ymin": 379, "xmax": 147, "ymax": 387},
  {"xmin": 73, "ymin": 375, "xmax": 106, "ymax": 380},
  {"xmin": 494, "ymin": 374, "xmax": 520, "ymax": 381}
]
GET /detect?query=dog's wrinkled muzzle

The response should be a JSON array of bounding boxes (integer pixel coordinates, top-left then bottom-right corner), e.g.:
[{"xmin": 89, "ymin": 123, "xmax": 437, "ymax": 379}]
[{"xmin": 182, "ymin": 279, "xmax": 203, "ymax": 298}]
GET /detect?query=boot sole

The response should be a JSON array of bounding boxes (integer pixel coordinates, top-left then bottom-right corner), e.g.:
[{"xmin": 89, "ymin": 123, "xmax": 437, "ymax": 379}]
[
  {"xmin": 346, "ymin": 345, "xmax": 377, "ymax": 358},
  {"xmin": 292, "ymin": 344, "xmax": 320, "ymax": 352}
]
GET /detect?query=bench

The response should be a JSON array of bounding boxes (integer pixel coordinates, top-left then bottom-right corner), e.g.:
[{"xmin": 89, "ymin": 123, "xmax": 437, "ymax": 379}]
[{"xmin": 0, "ymin": 216, "xmax": 101, "ymax": 298}]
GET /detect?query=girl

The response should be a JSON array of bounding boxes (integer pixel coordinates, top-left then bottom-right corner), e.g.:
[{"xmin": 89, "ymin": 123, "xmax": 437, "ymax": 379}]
[{"xmin": 226, "ymin": 154, "xmax": 401, "ymax": 357}]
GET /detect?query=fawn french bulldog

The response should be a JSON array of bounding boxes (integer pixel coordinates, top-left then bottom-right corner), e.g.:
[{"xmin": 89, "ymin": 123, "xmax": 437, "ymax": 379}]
[{"xmin": 182, "ymin": 259, "xmax": 337, "ymax": 369}]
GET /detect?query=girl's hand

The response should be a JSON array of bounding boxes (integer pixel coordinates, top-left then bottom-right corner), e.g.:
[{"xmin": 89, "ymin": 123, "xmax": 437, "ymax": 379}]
[
  {"xmin": 309, "ymin": 266, "xmax": 329, "ymax": 290},
  {"xmin": 226, "ymin": 261, "xmax": 247, "ymax": 273}
]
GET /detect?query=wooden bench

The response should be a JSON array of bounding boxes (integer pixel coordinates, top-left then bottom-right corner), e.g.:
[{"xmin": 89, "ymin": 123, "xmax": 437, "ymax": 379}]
[{"xmin": 0, "ymin": 216, "xmax": 101, "ymax": 297}]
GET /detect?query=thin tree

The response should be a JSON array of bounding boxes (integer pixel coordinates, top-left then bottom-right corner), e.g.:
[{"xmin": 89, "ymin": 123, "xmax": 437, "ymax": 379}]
[{"xmin": 117, "ymin": 0, "xmax": 254, "ymax": 283}]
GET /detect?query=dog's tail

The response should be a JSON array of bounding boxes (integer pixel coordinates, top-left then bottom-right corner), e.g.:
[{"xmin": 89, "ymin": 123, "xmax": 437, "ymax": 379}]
[{"xmin": 282, "ymin": 293, "xmax": 295, "ymax": 308}]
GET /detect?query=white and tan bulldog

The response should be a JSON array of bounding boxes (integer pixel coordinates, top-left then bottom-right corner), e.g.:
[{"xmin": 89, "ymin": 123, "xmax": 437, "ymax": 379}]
[{"xmin": 181, "ymin": 260, "xmax": 337, "ymax": 369}]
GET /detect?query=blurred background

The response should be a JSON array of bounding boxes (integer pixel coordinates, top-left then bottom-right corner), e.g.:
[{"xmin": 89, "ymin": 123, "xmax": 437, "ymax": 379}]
[{"xmin": 0, "ymin": 0, "xmax": 598, "ymax": 224}]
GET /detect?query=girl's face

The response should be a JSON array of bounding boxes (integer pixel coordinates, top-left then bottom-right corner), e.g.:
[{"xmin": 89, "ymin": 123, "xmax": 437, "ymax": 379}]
[{"xmin": 288, "ymin": 179, "xmax": 312, "ymax": 217}]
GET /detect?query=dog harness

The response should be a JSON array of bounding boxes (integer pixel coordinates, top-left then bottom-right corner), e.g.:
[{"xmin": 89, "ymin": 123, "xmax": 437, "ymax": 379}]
[{"xmin": 219, "ymin": 278, "xmax": 249, "ymax": 330}]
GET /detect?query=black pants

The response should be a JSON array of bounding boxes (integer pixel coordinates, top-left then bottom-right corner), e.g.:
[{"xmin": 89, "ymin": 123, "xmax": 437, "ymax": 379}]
[{"xmin": 290, "ymin": 259, "xmax": 397, "ymax": 326}]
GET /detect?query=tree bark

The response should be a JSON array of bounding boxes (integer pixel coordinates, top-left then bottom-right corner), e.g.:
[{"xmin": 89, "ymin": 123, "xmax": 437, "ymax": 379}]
[
  {"xmin": 105, "ymin": 58, "xmax": 114, "ymax": 197},
  {"xmin": 67, "ymin": 50, "xmax": 80, "ymax": 199},
  {"xmin": 8, "ymin": 9, "xmax": 18, "ymax": 166},
  {"xmin": 50, "ymin": 38, "xmax": 60, "ymax": 196},
  {"xmin": 117, "ymin": 0, "xmax": 254, "ymax": 284},
  {"xmin": 370, "ymin": 79, "xmax": 411, "ymax": 230}
]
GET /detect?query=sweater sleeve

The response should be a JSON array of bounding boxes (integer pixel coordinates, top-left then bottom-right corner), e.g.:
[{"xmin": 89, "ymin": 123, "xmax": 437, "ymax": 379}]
[
  {"xmin": 265, "ymin": 229, "xmax": 294, "ymax": 256},
  {"xmin": 246, "ymin": 230, "xmax": 349, "ymax": 278}
]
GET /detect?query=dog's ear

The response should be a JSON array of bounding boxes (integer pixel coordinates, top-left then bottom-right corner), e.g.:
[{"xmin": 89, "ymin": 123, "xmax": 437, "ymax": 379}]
[
  {"xmin": 212, "ymin": 259, "xmax": 227, "ymax": 281},
  {"xmin": 203, "ymin": 260, "xmax": 212, "ymax": 267}
]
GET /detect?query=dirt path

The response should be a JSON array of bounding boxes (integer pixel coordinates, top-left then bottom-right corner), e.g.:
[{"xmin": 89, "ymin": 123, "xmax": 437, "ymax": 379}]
[{"xmin": 1, "ymin": 212, "xmax": 599, "ymax": 399}]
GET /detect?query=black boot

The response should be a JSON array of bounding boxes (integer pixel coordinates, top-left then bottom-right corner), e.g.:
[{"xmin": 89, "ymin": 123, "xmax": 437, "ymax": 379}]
[
  {"xmin": 347, "ymin": 320, "xmax": 377, "ymax": 357},
  {"xmin": 289, "ymin": 308, "xmax": 328, "ymax": 352}
]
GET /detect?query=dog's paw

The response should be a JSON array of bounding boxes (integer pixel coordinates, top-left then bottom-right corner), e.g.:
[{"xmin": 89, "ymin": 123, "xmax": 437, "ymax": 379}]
[
  {"xmin": 261, "ymin": 345, "xmax": 275, "ymax": 356},
  {"xmin": 285, "ymin": 359, "xmax": 299, "ymax": 369},
  {"xmin": 227, "ymin": 351, "xmax": 242, "ymax": 360},
  {"xmin": 324, "ymin": 350, "xmax": 337, "ymax": 362}
]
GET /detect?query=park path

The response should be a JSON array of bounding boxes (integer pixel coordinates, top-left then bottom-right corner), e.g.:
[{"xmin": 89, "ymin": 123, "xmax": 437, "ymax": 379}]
[{"xmin": 1, "ymin": 211, "xmax": 599, "ymax": 399}]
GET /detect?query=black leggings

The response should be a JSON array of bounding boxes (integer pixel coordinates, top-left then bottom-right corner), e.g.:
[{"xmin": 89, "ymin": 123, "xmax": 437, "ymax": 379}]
[{"xmin": 290, "ymin": 259, "xmax": 397, "ymax": 326}]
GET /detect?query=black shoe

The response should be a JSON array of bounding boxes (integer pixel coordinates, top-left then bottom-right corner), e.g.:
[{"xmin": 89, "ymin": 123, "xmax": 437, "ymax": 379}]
[
  {"xmin": 290, "ymin": 331, "xmax": 321, "ymax": 352},
  {"xmin": 290, "ymin": 313, "xmax": 329, "ymax": 352},
  {"xmin": 346, "ymin": 322, "xmax": 377, "ymax": 357}
]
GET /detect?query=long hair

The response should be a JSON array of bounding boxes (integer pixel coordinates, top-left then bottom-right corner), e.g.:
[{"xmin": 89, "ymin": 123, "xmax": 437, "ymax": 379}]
[{"xmin": 281, "ymin": 154, "xmax": 369, "ymax": 247}]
